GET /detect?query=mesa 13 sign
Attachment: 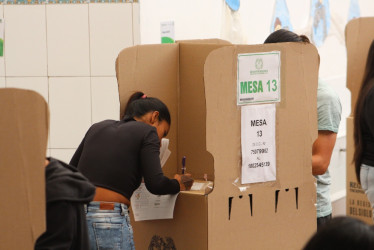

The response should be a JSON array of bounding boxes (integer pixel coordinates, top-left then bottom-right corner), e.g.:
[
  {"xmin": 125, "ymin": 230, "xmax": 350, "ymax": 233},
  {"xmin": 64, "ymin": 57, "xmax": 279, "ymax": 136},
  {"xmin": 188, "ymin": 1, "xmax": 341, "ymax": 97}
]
[{"xmin": 237, "ymin": 51, "xmax": 281, "ymax": 105}]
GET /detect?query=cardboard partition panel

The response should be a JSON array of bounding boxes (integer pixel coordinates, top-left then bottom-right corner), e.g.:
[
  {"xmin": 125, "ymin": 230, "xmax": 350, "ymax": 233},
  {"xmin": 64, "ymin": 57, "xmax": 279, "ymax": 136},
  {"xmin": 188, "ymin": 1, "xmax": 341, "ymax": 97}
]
[
  {"xmin": 116, "ymin": 43, "xmax": 226, "ymax": 180},
  {"xmin": 345, "ymin": 17, "xmax": 374, "ymax": 113},
  {"xmin": 346, "ymin": 116, "xmax": 372, "ymax": 223},
  {"xmin": 116, "ymin": 44, "xmax": 179, "ymax": 178},
  {"xmin": 116, "ymin": 41, "xmax": 318, "ymax": 249},
  {"xmin": 345, "ymin": 17, "xmax": 374, "ymax": 223},
  {"xmin": 204, "ymin": 44, "xmax": 317, "ymax": 250},
  {"xmin": 0, "ymin": 88, "xmax": 49, "ymax": 249}
]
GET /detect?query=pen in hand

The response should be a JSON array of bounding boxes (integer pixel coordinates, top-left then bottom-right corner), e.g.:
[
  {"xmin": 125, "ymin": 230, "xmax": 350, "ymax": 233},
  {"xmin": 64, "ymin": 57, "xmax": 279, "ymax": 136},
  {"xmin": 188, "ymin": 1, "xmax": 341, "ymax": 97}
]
[{"xmin": 182, "ymin": 156, "xmax": 186, "ymax": 174}]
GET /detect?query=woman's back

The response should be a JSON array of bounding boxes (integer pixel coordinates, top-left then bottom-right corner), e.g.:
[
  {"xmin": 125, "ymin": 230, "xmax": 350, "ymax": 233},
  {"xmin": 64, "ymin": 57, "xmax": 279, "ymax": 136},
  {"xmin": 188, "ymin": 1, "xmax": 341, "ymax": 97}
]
[{"xmin": 71, "ymin": 118, "xmax": 179, "ymax": 200}]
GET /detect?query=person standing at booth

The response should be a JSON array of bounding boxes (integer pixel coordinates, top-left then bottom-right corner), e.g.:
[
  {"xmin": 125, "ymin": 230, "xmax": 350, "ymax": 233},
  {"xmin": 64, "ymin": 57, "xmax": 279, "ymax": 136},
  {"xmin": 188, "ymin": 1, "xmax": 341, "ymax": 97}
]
[
  {"xmin": 264, "ymin": 29, "xmax": 342, "ymax": 230},
  {"xmin": 70, "ymin": 91, "xmax": 192, "ymax": 250},
  {"xmin": 353, "ymin": 40, "xmax": 374, "ymax": 217}
]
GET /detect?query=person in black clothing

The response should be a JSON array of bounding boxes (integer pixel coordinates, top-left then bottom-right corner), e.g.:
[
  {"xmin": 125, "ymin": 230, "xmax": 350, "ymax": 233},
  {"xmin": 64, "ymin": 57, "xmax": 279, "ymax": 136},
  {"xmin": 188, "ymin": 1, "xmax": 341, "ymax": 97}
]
[
  {"xmin": 35, "ymin": 157, "xmax": 96, "ymax": 250},
  {"xmin": 354, "ymin": 40, "xmax": 374, "ymax": 217},
  {"xmin": 70, "ymin": 91, "xmax": 191, "ymax": 250}
]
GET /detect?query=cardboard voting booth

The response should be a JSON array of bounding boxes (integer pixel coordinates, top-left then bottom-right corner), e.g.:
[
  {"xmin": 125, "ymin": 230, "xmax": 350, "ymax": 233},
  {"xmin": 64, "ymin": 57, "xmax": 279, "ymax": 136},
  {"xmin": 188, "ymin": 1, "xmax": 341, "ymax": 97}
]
[
  {"xmin": 345, "ymin": 17, "xmax": 374, "ymax": 224},
  {"xmin": 116, "ymin": 41, "xmax": 318, "ymax": 249},
  {"xmin": 0, "ymin": 88, "xmax": 49, "ymax": 249}
]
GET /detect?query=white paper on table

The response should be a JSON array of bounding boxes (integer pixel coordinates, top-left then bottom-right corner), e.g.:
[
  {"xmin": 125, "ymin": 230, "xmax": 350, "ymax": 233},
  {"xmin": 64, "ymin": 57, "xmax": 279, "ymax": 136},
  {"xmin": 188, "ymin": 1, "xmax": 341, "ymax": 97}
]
[
  {"xmin": 241, "ymin": 103, "xmax": 276, "ymax": 184},
  {"xmin": 190, "ymin": 182, "xmax": 205, "ymax": 191},
  {"xmin": 131, "ymin": 183, "xmax": 178, "ymax": 221}
]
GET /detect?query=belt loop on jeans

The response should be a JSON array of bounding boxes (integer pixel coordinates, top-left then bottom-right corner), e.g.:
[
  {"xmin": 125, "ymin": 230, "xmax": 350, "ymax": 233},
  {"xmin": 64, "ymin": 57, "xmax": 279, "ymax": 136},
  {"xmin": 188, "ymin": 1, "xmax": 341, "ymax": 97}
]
[
  {"xmin": 120, "ymin": 203, "xmax": 126, "ymax": 216},
  {"xmin": 84, "ymin": 204, "xmax": 88, "ymax": 214}
]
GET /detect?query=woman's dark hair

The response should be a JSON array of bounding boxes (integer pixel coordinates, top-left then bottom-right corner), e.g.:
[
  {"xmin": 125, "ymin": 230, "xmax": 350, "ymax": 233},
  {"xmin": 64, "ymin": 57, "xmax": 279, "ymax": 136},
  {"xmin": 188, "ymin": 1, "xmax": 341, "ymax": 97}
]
[
  {"xmin": 264, "ymin": 29, "xmax": 310, "ymax": 44},
  {"xmin": 123, "ymin": 91, "xmax": 171, "ymax": 125},
  {"xmin": 353, "ymin": 40, "xmax": 374, "ymax": 183},
  {"xmin": 303, "ymin": 216, "xmax": 374, "ymax": 250}
]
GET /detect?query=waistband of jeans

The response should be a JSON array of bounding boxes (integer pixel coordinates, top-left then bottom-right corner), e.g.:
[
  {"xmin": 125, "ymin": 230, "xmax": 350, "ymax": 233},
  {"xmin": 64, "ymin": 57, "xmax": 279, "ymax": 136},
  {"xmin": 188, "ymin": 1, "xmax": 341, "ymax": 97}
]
[{"xmin": 86, "ymin": 201, "xmax": 128, "ymax": 213}]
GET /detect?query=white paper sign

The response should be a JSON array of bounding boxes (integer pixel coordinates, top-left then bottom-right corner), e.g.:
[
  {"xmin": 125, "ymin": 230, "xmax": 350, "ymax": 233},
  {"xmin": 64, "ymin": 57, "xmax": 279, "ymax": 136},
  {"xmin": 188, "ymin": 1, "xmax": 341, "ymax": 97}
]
[
  {"xmin": 241, "ymin": 104, "xmax": 276, "ymax": 184},
  {"xmin": 237, "ymin": 52, "xmax": 281, "ymax": 105},
  {"xmin": 160, "ymin": 21, "xmax": 175, "ymax": 44},
  {"xmin": 131, "ymin": 183, "xmax": 178, "ymax": 221}
]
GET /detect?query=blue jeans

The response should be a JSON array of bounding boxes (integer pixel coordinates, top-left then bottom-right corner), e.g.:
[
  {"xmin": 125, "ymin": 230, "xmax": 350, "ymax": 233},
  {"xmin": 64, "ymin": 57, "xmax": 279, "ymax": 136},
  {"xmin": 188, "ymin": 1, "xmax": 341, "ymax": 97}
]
[
  {"xmin": 85, "ymin": 202, "xmax": 135, "ymax": 250},
  {"xmin": 360, "ymin": 164, "xmax": 374, "ymax": 218}
]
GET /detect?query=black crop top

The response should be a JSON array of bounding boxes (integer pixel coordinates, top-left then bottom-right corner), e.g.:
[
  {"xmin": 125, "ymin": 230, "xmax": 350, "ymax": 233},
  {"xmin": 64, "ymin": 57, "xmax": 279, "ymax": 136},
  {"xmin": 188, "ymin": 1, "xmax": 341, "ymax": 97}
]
[{"xmin": 70, "ymin": 118, "xmax": 180, "ymax": 200}]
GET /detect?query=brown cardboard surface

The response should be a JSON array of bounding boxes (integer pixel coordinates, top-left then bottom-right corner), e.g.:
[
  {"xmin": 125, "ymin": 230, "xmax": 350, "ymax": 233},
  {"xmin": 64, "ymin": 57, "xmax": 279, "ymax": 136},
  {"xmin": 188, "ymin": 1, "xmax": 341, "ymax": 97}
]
[
  {"xmin": 116, "ymin": 44, "xmax": 179, "ymax": 178},
  {"xmin": 178, "ymin": 43, "xmax": 230, "ymax": 180},
  {"xmin": 345, "ymin": 17, "xmax": 374, "ymax": 113},
  {"xmin": 116, "ymin": 41, "xmax": 318, "ymax": 249},
  {"xmin": 204, "ymin": 43, "xmax": 317, "ymax": 249},
  {"xmin": 129, "ymin": 193, "xmax": 208, "ymax": 250},
  {"xmin": 346, "ymin": 116, "xmax": 372, "ymax": 223},
  {"xmin": 345, "ymin": 17, "xmax": 374, "ymax": 223},
  {"xmin": 0, "ymin": 88, "xmax": 49, "ymax": 249}
]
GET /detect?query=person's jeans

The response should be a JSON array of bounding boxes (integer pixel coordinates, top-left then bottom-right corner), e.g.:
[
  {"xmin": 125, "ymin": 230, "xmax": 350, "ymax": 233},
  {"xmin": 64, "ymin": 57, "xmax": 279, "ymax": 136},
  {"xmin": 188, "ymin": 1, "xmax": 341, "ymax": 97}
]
[
  {"xmin": 85, "ymin": 201, "xmax": 135, "ymax": 250},
  {"xmin": 360, "ymin": 164, "xmax": 374, "ymax": 218},
  {"xmin": 317, "ymin": 213, "xmax": 332, "ymax": 231}
]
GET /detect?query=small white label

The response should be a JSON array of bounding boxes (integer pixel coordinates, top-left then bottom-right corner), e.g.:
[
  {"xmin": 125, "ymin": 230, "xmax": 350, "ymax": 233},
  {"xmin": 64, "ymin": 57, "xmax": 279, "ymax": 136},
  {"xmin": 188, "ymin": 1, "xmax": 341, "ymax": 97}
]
[{"xmin": 160, "ymin": 21, "xmax": 175, "ymax": 44}]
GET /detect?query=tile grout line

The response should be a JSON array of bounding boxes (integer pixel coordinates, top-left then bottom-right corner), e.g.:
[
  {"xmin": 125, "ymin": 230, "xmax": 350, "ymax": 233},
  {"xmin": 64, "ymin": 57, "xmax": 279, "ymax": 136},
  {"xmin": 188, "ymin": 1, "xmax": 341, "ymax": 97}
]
[
  {"xmin": 3, "ymin": 5, "xmax": 6, "ymax": 86},
  {"xmin": 45, "ymin": 4, "xmax": 52, "ymax": 151},
  {"xmin": 87, "ymin": 2, "xmax": 93, "ymax": 126},
  {"xmin": 131, "ymin": 2, "xmax": 134, "ymax": 46}
]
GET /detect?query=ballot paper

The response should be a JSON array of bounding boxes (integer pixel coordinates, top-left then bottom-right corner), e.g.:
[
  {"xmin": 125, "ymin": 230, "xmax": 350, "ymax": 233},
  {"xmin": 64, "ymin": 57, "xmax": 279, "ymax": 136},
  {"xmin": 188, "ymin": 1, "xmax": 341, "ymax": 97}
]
[
  {"xmin": 131, "ymin": 183, "xmax": 178, "ymax": 221},
  {"xmin": 160, "ymin": 138, "xmax": 171, "ymax": 168},
  {"xmin": 130, "ymin": 138, "xmax": 177, "ymax": 221}
]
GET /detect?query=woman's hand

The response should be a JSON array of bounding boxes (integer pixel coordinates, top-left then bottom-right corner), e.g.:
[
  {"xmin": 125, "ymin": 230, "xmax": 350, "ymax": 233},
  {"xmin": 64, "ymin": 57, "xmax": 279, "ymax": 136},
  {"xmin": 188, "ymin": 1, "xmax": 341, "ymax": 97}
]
[{"xmin": 174, "ymin": 173, "xmax": 194, "ymax": 191}]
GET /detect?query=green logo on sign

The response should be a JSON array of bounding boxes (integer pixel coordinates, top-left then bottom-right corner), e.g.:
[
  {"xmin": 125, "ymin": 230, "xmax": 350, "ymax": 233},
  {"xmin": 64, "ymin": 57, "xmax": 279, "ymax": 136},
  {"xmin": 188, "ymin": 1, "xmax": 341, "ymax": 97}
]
[{"xmin": 255, "ymin": 58, "xmax": 263, "ymax": 70}]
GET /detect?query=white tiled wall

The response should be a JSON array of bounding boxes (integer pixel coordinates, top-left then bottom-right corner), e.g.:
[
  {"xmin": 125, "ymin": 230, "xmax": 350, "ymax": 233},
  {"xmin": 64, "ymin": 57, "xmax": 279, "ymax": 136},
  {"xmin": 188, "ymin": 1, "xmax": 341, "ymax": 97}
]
[
  {"xmin": 6, "ymin": 77, "xmax": 49, "ymax": 102},
  {"xmin": 50, "ymin": 149, "xmax": 77, "ymax": 164},
  {"xmin": 49, "ymin": 77, "xmax": 91, "ymax": 149},
  {"xmin": 132, "ymin": 3, "xmax": 140, "ymax": 45},
  {"xmin": 91, "ymin": 77, "xmax": 120, "ymax": 123},
  {"xmin": 4, "ymin": 5, "xmax": 48, "ymax": 77},
  {"xmin": 89, "ymin": 3, "xmax": 133, "ymax": 76},
  {"xmin": 0, "ymin": 77, "xmax": 5, "ymax": 88},
  {"xmin": 2, "ymin": 3, "xmax": 139, "ymax": 161},
  {"xmin": 46, "ymin": 4, "xmax": 90, "ymax": 76}
]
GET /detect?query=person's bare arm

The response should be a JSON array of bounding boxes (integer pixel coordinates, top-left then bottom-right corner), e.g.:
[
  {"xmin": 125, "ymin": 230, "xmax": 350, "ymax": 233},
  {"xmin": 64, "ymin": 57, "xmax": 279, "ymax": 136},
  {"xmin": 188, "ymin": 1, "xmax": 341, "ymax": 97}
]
[{"xmin": 312, "ymin": 130, "xmax": 337, "ymax": 175}]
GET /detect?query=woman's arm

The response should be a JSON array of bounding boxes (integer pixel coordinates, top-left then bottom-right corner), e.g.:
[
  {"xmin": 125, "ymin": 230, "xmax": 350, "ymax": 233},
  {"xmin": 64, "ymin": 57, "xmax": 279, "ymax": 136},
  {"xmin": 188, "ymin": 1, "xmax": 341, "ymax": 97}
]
[
  {"xmin": 312, "ymin": 130, "xmax": 337, "ymax": 175},
  {"xmin": 139, "ymin": 129, "xmax": 180, "ymax": 195}
]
